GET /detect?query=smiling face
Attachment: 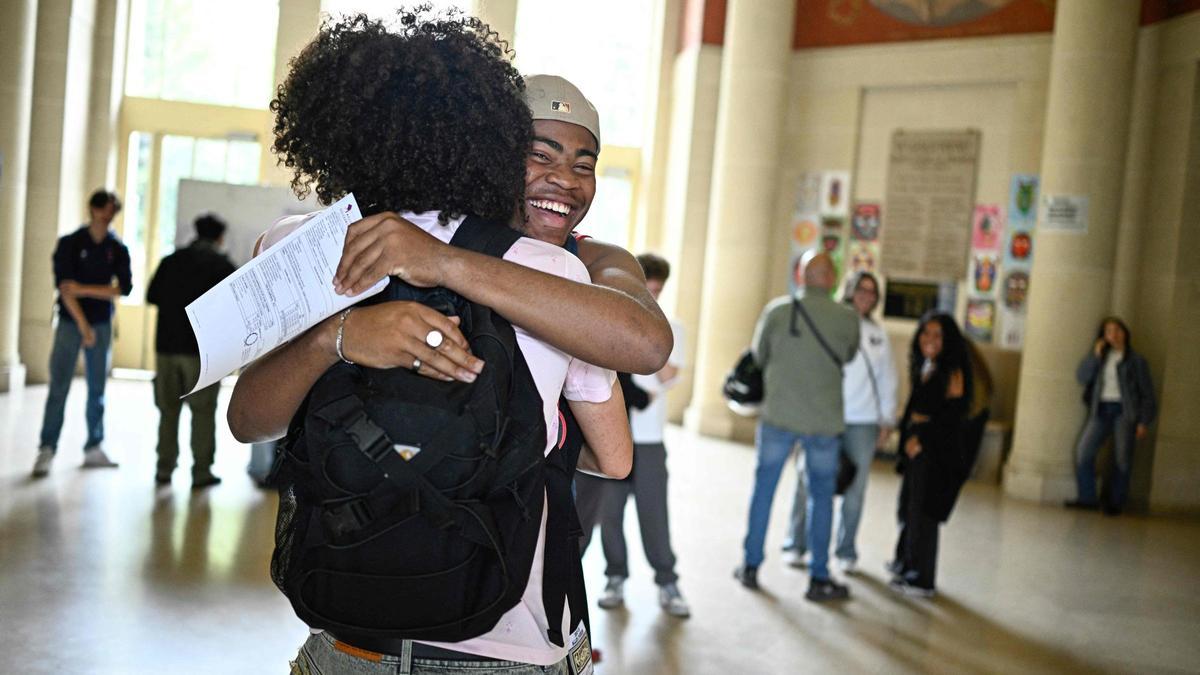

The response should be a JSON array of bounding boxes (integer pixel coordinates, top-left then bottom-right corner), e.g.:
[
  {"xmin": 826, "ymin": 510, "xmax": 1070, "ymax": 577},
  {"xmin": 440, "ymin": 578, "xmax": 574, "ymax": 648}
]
[
  {"xmin": 519, "ymin": 119, "xmax": 598, "ymax": 245},
  {"xmin": 919, "ymin": 319, "xmax": 944, "ymax": 361},
  {"xmin": 851, "ymin": 276, "xmax": 878, "ymax": 317}
]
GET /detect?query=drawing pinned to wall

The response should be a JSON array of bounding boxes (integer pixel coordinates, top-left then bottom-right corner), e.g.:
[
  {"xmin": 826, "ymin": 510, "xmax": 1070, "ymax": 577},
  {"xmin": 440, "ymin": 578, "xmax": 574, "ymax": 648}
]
[
  {"xmin": 851, "ymin": 203, "xmax": 881, "ymax": 241},
  {"xmin": 847, "ymin": 241, "xmax": 878, "ymax": 274},
  {"xmin": 971, "ymin": 254, "xmax": 999, "ymax": 294},
  {"xmin": 1009, "ymin": 174, "xmax": 1039, "ymax": 223},
  {"xmin": 820, "ymin": 171, "xmax": 852, "ymax": 217},
  {"xmin": 1005, "ymin": 230, "xmax": 1033, "ymax": 265},
  {"xmin": 1003, "ymin": 270, "xmax": 1030, "ymax": 311},
  {"xmin": 1000, "ymin": 314, "xmax": 1025, "ymax": 349},
  {"xmin": 792, "ymin": 217, "xmax": 820, "ymax": 249},
  {"xmin": 965, "ymin": 299, "xmax": 996, "ymax": 342},
  {"xmin": 971, "ymin": 204, "xmax": 1004, "ymax": 250},
  {"xmin": 795, "ymin": 172, "xmax": 823, "ymax": 215}
]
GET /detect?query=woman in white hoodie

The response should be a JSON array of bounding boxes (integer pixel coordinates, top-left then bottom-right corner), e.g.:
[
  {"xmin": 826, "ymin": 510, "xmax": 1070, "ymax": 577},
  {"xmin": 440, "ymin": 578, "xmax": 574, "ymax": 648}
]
[{"xmin": 784, "ymin": 271, "xmax": 897, "ymax": 574}]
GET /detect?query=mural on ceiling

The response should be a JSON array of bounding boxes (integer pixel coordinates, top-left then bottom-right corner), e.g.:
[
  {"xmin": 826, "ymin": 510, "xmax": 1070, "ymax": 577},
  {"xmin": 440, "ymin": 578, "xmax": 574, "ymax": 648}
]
[
  {"xmin": 795, "ymin": 0, "xmax": 1055, "ymax": 48},
  {"xmin": 870, "ymin": 0, "xmax": 1016, "ymax": 27}
]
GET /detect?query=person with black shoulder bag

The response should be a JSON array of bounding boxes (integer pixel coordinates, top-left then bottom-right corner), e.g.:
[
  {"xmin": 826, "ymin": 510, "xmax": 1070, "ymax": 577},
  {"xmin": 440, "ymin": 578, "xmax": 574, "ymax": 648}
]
[{"xmin": 733, "ymin": 252, "xmax": 860, "ymax": 602}]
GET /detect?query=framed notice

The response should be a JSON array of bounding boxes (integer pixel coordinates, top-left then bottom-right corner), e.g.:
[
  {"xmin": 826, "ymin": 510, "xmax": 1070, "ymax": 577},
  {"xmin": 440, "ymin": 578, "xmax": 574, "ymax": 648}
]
[{"xmin": 880, "ymin": 130, "xmax": 981, "ymax": 281}]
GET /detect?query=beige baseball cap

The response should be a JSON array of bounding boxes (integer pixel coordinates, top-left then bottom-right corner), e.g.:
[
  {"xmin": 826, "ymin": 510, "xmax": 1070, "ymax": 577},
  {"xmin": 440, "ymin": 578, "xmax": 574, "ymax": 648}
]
[{"xmin": 524, "ymin": 74, "xmax": 601, "ymax": 147}]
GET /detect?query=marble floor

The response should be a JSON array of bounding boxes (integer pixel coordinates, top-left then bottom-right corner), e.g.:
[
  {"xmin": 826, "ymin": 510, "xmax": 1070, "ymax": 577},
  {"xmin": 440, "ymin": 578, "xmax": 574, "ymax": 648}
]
[{"xmin": 1, "ymin": 377, "xmax": 1198, "ymax": 674}]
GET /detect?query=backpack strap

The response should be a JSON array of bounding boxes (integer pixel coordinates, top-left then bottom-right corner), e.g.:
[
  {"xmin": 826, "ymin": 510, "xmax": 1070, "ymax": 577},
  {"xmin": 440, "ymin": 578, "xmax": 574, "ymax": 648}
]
[
  {"xmin": 450, "ymin": 216, "xmax": 523, "ymax": 258},
  {"xmin": 793, "ymin": 298, "xmax": 848, "ymax": 368},
  {"xmin": 541, "ymin": 399, "xmax": 591, "ymax": 648}
]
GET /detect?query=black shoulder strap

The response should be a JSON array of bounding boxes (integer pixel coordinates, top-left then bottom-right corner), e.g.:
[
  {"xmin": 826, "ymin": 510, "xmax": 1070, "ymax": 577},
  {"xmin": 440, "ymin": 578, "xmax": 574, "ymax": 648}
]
[
  {"xmin": 450, "ymin": 216, "xmax": 522, "ymax": 259},
  {"xmin": 793, "ymin": 298, "xmax": 845, "ymax": 369}
]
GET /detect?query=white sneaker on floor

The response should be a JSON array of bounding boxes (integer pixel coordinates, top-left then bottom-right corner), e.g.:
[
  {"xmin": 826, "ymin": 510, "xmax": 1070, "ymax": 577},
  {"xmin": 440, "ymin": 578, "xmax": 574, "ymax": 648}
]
[
  {"xmin": 836, "ymin": 558, "xmax": 859, "ymax": 575},
  {"xmin": 82, "ymin": 446, "xmax": 119, "ymax": 469},
  {"xmin": 658, "ymin": 583, "xmax": 691, "ymax": 618},
  {"xmin": 597, "ymin": 576, "xmax": 625, "ymax": 610},
  {"xmin": 783, "ymin": 550, "xmax": 810, "ymax": 569},
  {"xmin": 32, "ymin": 447, "xmax": 55, "ymax": 478}
]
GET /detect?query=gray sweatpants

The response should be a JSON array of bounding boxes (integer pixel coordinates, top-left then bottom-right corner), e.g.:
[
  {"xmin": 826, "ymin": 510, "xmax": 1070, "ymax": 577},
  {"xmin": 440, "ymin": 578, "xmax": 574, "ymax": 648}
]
[{"xmin": 576, "ymin": 442, "xmax": 679, "ymax": 586}]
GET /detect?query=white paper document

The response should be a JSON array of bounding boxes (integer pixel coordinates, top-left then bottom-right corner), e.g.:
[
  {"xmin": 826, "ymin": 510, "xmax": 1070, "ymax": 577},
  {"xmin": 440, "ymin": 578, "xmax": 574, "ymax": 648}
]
[{"xmin": 184, "ymin": 193, "xmax": 386, "ymax": 394}]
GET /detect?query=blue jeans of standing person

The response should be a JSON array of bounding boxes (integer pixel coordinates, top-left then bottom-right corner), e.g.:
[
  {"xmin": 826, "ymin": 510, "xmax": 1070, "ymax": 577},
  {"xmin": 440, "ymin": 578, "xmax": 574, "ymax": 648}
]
[
  {"xmin": 743, "ymin": 422, "xmax": 840, "ymax": 580},
  {"xmin": 1074, "ymin": 402, "xmax": 1136, "ymax": 509},
  {"xmin": 39, "ymin": 319, "xmax": 112, "ymax": 451},
  {"xmin": 786, "ymin": 423, "xmax": 878, "ymax": 563}
]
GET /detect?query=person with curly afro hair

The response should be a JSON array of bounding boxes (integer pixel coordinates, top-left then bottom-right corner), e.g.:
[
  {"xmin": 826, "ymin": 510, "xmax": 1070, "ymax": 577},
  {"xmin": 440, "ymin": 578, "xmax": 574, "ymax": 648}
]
[
  {"xmin": 270, "ymin": 10, "xmax": 530, "ymax": 223},
  {"xmin": 232, "ymin": 9, "xmax": 644, "ymax": 673}
]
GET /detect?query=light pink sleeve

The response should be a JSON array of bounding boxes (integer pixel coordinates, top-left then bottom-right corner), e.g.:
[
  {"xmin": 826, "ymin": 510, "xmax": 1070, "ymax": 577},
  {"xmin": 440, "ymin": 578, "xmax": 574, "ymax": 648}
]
[
  {"xmin": 556, "ymin": 250, "xmax": 616, "ymax": 403},
  {"xmin": 253, "ymin": 213, "xmax": 317, "ymax": 257}
]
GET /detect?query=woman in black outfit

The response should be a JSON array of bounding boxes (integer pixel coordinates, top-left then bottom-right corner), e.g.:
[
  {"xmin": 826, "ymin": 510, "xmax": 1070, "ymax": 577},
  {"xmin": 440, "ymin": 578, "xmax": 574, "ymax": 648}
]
[{"xmin": 888, "ymin": 313, "xmax": 972, "ymax": 598}]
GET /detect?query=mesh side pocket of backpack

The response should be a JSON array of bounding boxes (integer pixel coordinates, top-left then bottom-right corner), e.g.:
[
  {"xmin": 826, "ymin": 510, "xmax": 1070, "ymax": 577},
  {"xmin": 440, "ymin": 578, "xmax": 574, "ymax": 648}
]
[{"xmin": 271, "ymin": 481, "xmax": 309, "ymax": 592}]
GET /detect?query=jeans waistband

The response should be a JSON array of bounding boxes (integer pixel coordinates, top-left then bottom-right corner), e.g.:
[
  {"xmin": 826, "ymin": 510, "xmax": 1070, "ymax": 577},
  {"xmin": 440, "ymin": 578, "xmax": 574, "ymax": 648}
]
[{"xmin": 327, "ymin": 632, "xmax": 490, "ymax": 662}]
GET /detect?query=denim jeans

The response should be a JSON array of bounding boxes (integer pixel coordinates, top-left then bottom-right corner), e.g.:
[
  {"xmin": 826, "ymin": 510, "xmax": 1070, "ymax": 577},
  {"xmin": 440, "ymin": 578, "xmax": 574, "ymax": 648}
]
[
  {"xmin": 742, "ymin": 422, "xmax": 840, "ymax": 580},
  {"xmin": 291, "ymin": 632, "xmax": 570, "ymax": 674},
  {"xmin": 1074, "ymin": 402, "xmax": 1136, "ymax": 508},
  {"xmin": 39, "ymin": 319, "xmax": 112, "ymax": 451},
  {"xmin": 786, "ymin": 423, "xmax": 878, "ymax": 563}
]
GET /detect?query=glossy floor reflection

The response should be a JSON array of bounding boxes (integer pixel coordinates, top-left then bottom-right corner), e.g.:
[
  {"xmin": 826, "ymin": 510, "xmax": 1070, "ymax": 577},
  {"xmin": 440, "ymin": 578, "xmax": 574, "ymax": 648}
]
[{"xmin": 2, "ymin": 378, "xmax": 1198, "ymax": 674}]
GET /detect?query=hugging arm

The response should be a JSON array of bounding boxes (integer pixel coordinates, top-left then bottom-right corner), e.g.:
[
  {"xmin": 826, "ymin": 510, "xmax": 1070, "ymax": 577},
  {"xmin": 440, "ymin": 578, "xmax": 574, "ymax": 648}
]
[
  {"xmin": 570, "ymin": 380, "xmax": 632, "ymax": 479},
  {"xmin": 334, "ymin": 213, "xmax": 673, "ymax": 374}
]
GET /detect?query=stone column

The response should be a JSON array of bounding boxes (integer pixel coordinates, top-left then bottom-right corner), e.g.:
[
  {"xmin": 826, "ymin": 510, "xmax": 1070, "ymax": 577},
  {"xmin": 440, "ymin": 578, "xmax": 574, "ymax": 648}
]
[
  {"xmin": 20, "ymin": 0, "xmax": 101, "ymax": 384},
  {"xmin": 471, "ymin": 0, "xmax": 517, "ymax": 50},
  {"xmin": 0, "ymin": 0, "xmax": 37, "ymax": 392},
  {"xmin": 262, "ymin": 0, "xmax": 321, "ymax": 185},
  {"xmin": 659, "ymin": 0, "xmax": 723, "ymax": 424},
  {"xmin": 684, "ymin": 0, "xmax": 796, "ymax": 438},
  {"xmin": 1004, "ymin": 0, "xmax": 1141, "ymax": 502}
]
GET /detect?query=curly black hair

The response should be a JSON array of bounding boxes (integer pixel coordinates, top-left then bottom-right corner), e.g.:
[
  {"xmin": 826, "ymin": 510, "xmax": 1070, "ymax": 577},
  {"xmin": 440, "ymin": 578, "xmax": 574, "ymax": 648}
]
[{"xmin": 270, "ymin": 7, "xmax": 531, "ymax": 223}]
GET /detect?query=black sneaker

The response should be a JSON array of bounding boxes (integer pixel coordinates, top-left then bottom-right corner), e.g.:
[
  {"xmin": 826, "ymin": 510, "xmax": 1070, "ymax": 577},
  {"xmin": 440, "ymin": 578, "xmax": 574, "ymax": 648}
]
[
  {"xmin": 1064, "ymin": 500, "xmax": 1099, "ymax": 511},
  {"xmin": 806, "ymin": 578, "xmax": 850, "ymax": 602},
  {"xmin": 1103, "ymin": 504, "xmax": 1123, "ymax": 517},
  {"xmin": 154, "ymin": 473, "xmax": 172, "ymax": 486},
  {"xmin": 733, "ymin": 565, "xmax": 759, "ymax": 590},
  {"xmin": 192, "ymin": 475, "xmax": 222, "ymax": 490}
]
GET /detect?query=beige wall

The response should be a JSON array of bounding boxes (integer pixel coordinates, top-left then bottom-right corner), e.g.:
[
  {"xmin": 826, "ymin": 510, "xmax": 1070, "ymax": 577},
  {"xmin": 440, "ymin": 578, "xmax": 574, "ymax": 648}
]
[{"xmin": 1134, "ymin": 12, "xmax": 1200, "ymax": 514}]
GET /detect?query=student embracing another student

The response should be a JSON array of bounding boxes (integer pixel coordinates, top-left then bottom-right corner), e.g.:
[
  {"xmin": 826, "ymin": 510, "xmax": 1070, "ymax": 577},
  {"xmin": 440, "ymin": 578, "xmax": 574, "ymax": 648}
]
[{"xmin": 226, "ymin": 8, "xmax": 672, "ymax": 675}]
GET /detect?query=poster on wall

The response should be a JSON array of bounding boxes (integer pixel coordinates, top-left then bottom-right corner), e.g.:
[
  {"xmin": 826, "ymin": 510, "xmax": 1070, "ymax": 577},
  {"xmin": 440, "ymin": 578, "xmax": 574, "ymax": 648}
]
[
  {"xmin": 1000, "ymin": 314, "xmax": 1025, "ymax": 349},
  {"xmin": 794, "ymin": 172, "xmax": 823, "ymax": 216},
  {"xmin": 1040, "ymin": 194, "xmax": 1089, "ymax": 232},
  {"xmin": 851, "ymin": 203, "xmax": 881, "ymax": 242},
  {"xmin": 1008, "ymin": 174, "xmax": 1039, "ymax": 225},
  {"xmin": 971, "ymin": 254, "xmax": 999, "ymax": 294},
  {"xmin": 997, "ymin": 174, "xmax": 1038, "ymax": 349},
  {"xmin": 965, "ymin": 299, "xmax": 996, "ymax": 342},
  {"xmin": 880, "ymin": 130, "xmax": 981, "ymax": 280},
  {"xmin": 971, "ymin": 204, "xmax": 1004, "ymax": 251},
  {"xmin": 820, "ymin": 171, "xmax": 852, "ymax": 217}
]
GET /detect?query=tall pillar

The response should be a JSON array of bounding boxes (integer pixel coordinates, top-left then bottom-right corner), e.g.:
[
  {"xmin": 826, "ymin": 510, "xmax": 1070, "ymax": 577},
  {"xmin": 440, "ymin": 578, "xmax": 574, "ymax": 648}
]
[
  {"xmin": 471, "ymin": 0, "xmax": 517, "ymax": 50},
  {"xmin": 262, "ymin": 0, "xmax": 321, "ymax": 185},
  {"xmin": 0, "ymin": 0, "xmax": 38, "ymax": 392},
  {"xmin": 659, "ymin": 0, "xmax": 723, "ymax": 424},
  {"xmin": 1004, "ymin": 0, "xmax": 1141, "ymax": 502},
  {"xmin": 684, "ymin": 0, "xmax": 796, "ymax": 438},
  {"xmin": 21, "ymin": 0, "xmax": 101, "ymax": 384}
]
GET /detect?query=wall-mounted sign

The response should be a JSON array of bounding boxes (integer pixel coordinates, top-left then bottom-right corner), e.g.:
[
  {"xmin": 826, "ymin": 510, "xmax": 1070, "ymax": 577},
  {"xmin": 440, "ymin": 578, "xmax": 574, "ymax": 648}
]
[{"xmin": 1040, "ymin": 194, "xmax": 1089, "ymax": 233}]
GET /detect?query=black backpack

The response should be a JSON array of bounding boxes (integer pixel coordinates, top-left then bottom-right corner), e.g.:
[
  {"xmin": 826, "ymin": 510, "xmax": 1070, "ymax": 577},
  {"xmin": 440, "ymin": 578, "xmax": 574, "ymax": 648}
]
[{"xmin": 268, "ymin": 216, "xmax": 556, "ymax": 644}]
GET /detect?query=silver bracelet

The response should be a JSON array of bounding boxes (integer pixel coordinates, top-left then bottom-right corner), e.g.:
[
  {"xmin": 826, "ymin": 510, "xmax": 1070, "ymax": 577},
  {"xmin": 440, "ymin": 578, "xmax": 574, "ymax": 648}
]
[{"xmin": 336, "ymin": 308, "xmax": 356, "ymax": 365}]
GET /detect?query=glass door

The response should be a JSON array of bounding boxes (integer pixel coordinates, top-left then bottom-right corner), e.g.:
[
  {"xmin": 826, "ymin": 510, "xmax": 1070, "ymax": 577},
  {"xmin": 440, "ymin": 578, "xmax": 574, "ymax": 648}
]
[{"xmin": 112, "ymin": 132, "xmax": 261, "ymax": 370}]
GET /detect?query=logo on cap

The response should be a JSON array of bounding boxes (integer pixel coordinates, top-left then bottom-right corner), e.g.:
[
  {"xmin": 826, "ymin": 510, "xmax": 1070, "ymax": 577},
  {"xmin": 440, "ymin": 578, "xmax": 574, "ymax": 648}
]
[{"xmin": 551, "ymin": 100, "xmax": 571, "ymax": 113}]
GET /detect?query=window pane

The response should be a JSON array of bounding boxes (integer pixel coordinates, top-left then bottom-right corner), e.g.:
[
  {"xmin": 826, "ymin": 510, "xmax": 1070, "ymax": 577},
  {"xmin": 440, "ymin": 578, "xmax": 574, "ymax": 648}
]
[
  {"xmin": 126, "ymin": 0, "xmax": 279, "ymax": 108},
  {"xmin": 156, "ymin": 136, "xmax": 262, "ymax": 260},
  {"xmin": 157, "ymin": 136, "xmax": 196, "ymax": 260},
  {"xmin": 122, "ymin": 132, "xmax": 154, "ymax": 303},
  {"xmin": 514, "ymin": 0, "xmax": 654, "ymax": 148},
  {"xmin": 226, "ymin": 140, "xmax": 263, "ymax": 185},
  {"xmin": 582, "ymin": 169, "xmax": 634, "ymax": 247}
]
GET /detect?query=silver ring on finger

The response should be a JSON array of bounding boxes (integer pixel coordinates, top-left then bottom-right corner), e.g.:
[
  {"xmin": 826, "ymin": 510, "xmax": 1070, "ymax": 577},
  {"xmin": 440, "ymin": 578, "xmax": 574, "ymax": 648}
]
[
  {"xmin": 425, "ymin": 329, "xmax": 444, "ymax": 349},
  {"xmin": 411, "ymin": 357, "xmax": 422, "ymax": 372}
]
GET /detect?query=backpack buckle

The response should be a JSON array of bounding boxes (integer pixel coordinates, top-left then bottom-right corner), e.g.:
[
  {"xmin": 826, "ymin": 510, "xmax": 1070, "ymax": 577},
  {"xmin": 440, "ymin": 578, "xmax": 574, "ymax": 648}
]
[
  {"xmin": 342, "ymin": 411, "xmax": 392, "ymax": 462},
  {"xmin": 323, "ymin": 498, "xmax": 374, "ymax": 537}
]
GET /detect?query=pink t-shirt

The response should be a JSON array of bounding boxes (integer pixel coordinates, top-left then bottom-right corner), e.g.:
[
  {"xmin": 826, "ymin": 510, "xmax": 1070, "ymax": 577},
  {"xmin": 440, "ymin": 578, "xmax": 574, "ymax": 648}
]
[{"xmin": 258, "ymin": 211, "xmax": 613, "ymax": 665}]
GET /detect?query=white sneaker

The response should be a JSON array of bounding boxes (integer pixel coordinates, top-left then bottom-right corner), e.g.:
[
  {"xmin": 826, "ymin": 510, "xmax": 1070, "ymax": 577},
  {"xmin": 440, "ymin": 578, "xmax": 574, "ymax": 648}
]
[
  {"xmin": 658, "ymin": 583, "xmax": 691, "ymax": 618},
  {"xmin": 597, "ymin": 576, "xmax": 625, "ymax": 610},
  {"xmin": 32, "ymin": 447, "xmax": 55, "ymax": 477},
  {"xmin": 783, "ymin": 550, "xmax": 810, "ymax": 569},
  {"xmin": 836, "ymin": 558, "xmax": 859, "ymax": 575},
  {"xmin": 82, "ymin": 446, "xmax": 119, "ymax": 469}
]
